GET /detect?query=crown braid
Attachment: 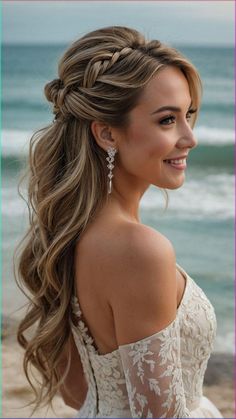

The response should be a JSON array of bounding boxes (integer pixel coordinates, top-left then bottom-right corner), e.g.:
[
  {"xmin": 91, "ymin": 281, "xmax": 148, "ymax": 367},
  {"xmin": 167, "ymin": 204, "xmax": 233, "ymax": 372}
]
[
  {"xmin": 46, "ymin": 47, "xmax": 135, "ymax": 122},
  {"xmin": 44, "ymin": 28, "xmax": 201, "ymax": 127},
  {"xmin": 82, "ymin": 47, "xmax": 133, "ymax": 88}
]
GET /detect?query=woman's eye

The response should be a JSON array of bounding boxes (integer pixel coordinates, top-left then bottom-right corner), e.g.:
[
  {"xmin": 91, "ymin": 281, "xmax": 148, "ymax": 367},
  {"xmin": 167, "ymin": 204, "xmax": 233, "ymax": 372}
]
[
  {"xmin": 159, "ymin": 111, "xmax": 194, "ymax": 126},
  {"xmin": 186, "ymin": 112, "xmax": 192, "ymax": 120},
  {"xmin": 160, "ymin": 115, "xmax": 175, "ymax": 125}
]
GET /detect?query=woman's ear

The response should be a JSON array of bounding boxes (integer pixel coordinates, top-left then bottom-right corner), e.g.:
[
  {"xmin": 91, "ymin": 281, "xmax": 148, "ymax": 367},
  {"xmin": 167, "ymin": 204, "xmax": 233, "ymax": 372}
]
[{"xmin": 91, "ymin": 121, "xmax": 117, "ymax": 152}]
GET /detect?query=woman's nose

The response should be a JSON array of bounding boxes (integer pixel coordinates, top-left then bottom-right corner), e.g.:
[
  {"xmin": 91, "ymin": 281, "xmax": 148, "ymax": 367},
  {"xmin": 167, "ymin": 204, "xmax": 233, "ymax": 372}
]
[{"xmin": 178, "ymin": 123, "xmax": 198, "ymax": 149}]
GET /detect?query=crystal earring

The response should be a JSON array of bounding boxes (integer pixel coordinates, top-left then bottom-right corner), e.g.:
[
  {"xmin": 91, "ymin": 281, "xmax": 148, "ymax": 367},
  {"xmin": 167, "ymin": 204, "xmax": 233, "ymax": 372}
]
[{"xmin": 106, "ymin": 146, "xmax": 117, "ymax": 194}]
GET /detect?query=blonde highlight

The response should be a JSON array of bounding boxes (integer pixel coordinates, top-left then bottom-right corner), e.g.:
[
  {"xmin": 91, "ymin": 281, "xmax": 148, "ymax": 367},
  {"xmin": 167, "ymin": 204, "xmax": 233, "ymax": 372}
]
[{"xmin": 14, "ymin": 25, "xmax": 202, "ymax": 412}]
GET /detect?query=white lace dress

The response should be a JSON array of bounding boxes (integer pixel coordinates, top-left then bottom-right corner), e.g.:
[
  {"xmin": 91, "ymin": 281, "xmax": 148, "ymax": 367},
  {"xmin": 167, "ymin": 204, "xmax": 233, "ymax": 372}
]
[{"xmin": 70, "ymin": 263, "xmax": 223, "ymax": 418}]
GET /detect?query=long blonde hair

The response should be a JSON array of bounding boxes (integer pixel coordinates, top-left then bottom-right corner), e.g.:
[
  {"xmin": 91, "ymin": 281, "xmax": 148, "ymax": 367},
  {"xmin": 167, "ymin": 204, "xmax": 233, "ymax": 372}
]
[{"xmin": 14, "ymin": 26, "xmax": 202, "ymax": 411}]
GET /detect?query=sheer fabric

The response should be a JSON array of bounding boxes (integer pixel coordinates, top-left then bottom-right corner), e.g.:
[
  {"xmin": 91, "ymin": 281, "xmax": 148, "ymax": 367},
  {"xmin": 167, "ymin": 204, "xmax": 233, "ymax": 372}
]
[
  {"xmin": 70, "ymin": 263, "xmax": 223, "ymax": 418},
  {"xmin": 118, "ymin": 316, "xmax": 190, "ymax": 418}
]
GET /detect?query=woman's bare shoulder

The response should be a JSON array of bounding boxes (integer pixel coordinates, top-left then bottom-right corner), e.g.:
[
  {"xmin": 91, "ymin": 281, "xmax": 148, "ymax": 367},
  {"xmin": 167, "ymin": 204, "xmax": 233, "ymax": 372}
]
[
  {"xmin": 118, "ymin": 222, "xmax": 174, "ymax": 253},
  {"xmin": 81, "ymin": 220, "xmax": 176, "ymax": 274},
  {"xmin": 105, "ymin": 221, "xmax": 176, "ymax": 270},
  {"xmin": 104, "ymin": 222, "xmax": 178, "ymax": 346}
]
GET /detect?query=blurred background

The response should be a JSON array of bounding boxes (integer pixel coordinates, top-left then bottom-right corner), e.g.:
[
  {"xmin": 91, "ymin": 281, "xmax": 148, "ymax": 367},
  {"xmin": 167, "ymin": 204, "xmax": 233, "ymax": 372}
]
[{"xmin": 2, "ymin": 1, "xmax": 235, "ymax": 417}]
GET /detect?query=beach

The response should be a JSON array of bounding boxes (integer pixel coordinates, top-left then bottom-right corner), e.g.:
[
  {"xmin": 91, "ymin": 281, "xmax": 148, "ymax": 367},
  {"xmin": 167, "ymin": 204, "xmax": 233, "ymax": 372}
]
[
  {"xmin": 2, "ymin": 314, "xmax": 77, "ymax": 419},
  {"xmin": 2, "ymin": 314, "xmax": 234, "ymax": 419}
]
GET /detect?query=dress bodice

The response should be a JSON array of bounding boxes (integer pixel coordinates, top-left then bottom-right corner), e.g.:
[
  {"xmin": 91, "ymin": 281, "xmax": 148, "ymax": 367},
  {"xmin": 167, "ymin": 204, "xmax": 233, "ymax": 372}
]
[{"xmin": 70, "ymin": 263, "xmax": 218, "ymax": 418}]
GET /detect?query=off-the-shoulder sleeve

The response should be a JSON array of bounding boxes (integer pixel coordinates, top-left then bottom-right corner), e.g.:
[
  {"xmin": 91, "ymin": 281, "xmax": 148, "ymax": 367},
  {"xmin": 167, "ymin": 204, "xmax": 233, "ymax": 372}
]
[{"xmin": 118, "ymin": 316, "xmax": 191, "ymax": 418}]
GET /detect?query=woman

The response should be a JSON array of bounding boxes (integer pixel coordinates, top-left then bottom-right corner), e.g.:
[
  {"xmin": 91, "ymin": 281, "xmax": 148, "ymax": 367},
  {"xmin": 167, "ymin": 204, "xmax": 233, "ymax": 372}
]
[{"xmin": 15, "ymin": 26, "xmax": 223, "ymax": 418}]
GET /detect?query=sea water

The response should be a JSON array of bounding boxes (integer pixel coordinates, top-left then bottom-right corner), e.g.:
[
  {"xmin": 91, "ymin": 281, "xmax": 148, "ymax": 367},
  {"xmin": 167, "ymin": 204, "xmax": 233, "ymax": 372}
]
[{"xmin": 2, "ymin": 44, "xmax": 234, "ymax": 353}]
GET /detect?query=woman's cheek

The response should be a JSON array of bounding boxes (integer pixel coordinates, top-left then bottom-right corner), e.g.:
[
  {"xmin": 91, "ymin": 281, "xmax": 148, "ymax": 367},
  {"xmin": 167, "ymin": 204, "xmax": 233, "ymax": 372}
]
[
  {"xmin": 147, "ymin": 138, "xmax": 171, "ymax": 159},
  {"xmin": 156, "ymin": 132, "xmax": 177, "ymax": 156}
]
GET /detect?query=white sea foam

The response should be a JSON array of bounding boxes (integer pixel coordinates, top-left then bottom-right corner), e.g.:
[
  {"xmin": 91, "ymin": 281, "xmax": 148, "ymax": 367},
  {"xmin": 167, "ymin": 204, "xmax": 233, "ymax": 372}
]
[
  {"xmin": 194, "ymin": 126, "xmax": 234, "ymax": 145},
  {"xmin": 2, "ymin": 186, "xmax": 28, "ymax": 217},
  {"xmin": 141, "ymin": 173, "xmax": 234, "ymax": 220},
  {"xmin": 2, "ymin": 129, "xmax": 32, "ymax": 157},
  {"xmin": 214, "ymin": 332, "xmax": 234, "ymax": 354}
]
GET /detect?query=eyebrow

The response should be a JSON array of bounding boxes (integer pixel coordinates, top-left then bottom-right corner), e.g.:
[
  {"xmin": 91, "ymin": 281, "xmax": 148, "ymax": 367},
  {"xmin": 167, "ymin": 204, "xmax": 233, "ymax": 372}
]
[{"xmin": 150, "ymin": 103, "xmax": 194, "ymax": 115}]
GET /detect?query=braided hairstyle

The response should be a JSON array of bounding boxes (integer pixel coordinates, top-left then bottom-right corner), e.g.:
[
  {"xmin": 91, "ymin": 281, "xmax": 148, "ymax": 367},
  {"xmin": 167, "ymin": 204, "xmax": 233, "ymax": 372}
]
[{"xmin": 14, "ymin": 26, "xmax": 202, "ymax": 411}]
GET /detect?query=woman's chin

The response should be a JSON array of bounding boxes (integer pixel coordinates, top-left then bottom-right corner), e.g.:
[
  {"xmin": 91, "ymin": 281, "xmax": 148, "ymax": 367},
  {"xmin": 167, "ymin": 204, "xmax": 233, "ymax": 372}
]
[
  {"xmin": 168, "ymin": 186, "xmax": 183, "ymax": 191},
  {"xmin": 155, "ymin": 176, "xmax": 185, "ymax": 190},
  {"xmin": 168, "ymin": 180, "xmax": 185, "ymax": 190}
]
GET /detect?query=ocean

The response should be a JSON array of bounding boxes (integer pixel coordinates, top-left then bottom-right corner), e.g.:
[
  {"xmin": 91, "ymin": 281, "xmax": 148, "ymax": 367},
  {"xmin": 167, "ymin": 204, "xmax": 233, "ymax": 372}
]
[{"xmin": 2, "ymin": 44, "xmax": 234, "ymax": 354}]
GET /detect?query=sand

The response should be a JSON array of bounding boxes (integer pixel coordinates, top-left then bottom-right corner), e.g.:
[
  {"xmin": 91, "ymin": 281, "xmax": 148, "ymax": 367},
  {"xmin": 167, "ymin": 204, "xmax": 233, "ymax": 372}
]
[{"xmin": 2, "ymin": 315, "xmax": 235, "ymax": 418}]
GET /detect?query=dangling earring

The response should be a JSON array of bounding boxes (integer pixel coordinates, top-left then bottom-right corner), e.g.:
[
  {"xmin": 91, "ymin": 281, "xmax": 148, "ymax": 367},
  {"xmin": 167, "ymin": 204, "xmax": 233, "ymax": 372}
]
[{"xmin": 106, "ymin": 146, "xmax": 117, "ymax": 194}]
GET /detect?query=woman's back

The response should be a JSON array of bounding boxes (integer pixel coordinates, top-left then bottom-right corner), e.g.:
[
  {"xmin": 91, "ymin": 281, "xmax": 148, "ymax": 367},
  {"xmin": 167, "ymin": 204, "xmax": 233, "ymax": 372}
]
[
  {"xmin": 74, "ymin": 212, "xmax": 187, "ymax": 356},
  {"xmin": 74, "ymin": 214, "xmax": 125, "ymax": 355}
]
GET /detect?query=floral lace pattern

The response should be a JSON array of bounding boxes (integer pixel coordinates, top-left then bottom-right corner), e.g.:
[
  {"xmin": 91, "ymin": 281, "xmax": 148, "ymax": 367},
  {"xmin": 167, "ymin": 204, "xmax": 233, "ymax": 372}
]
[
  {"xmin": 118, "ymin": 316, "xmax": 191, "ymax": 418},
  {"xmin": 70, "ymin": 263, "xmax": 218, "ymax": 418}
]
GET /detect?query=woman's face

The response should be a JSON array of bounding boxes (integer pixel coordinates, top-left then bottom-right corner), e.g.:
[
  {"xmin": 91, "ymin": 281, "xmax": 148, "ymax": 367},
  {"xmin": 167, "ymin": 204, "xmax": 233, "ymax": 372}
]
[{"xmin": 114, "ymin": 65, "xmax": 198, "ymax": 190}]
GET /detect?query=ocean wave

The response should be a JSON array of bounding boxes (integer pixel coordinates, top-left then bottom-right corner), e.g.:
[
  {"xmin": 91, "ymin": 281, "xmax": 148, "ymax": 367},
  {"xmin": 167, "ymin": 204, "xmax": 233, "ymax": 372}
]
[
  {"xmin": 194, "ymin": 126, "xmax": 234, "ymax": 144},
  {"xmin": 3, "ymin": 172, "xmax": 234, "ymax": 220},
  {"xmin": 214, "ymin": 332, "xmax": 234, "ymax": 354},
  {"xmin": 2, "ymin": 129, "xmax": 33, "ymax": 157},
  {"xmin": 141, "ymin": 173, "xmax": 234, "ymax": 220},
  {"xmin": 189, "ymin": 144, "xmax": 233, "ymax": 169},
  {"xmin": 2, "ymin": 126, "xmax": 234, "ymax": 159},
  {"xmin": 4, "ymin": 99, "xmax": 48, "ymax": 112}
]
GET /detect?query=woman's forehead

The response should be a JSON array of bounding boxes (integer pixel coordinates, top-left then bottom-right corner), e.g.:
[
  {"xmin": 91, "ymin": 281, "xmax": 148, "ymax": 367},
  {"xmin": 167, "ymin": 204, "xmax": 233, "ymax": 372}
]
[{"xmin": 135, "ymin": 67, "xmax": 192, "ymax": 113}]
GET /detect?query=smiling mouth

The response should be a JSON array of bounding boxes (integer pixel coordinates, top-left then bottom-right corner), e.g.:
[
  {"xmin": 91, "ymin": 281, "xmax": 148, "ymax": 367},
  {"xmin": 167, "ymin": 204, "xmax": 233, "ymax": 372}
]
[
  {"xmin": 163, "ymin": 158, "xmax": 187, "ymax": 170},
  {"xmin": 163, "ymin": 158, "xmax": 186, "ymax": 165}
]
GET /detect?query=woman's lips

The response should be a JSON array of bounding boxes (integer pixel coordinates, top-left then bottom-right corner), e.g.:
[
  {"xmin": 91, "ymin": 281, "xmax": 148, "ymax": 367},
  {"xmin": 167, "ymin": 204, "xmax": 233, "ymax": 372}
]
[{"xmin": 163, "ymin": 158, "xmax": 187, "ymax": 170}]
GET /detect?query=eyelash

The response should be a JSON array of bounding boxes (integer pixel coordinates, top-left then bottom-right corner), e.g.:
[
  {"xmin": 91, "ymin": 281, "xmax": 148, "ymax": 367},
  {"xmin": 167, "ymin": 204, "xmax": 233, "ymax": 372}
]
[{"xmin": 160, "ymin": 109, "xmax": 197, "ymax": 126}]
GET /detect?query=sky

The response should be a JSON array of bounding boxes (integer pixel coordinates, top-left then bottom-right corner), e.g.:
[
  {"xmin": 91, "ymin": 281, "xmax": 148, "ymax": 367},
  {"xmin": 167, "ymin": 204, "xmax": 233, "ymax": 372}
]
[{"xmin": 3, "ymin": 1, "xmax": 235, "ymax": 46}]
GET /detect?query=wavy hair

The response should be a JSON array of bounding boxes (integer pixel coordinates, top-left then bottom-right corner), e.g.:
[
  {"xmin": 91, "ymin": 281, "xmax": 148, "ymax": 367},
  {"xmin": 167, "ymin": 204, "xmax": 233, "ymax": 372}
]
[{"xmin": 14, "ymin": 26, "xmax": 202, "ymax": 411}]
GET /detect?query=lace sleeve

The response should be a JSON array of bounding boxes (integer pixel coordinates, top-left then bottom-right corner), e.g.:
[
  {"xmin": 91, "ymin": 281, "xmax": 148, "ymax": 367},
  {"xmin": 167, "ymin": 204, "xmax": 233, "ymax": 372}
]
[{"xmin": 118, "ymin": 316, "xmax": 191, "ymax": 418}]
